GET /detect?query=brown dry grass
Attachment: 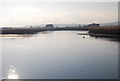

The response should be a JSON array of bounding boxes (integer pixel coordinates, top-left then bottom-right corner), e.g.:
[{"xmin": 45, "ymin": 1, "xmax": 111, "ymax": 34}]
[
  {"xmin": 1, "ymin": 28, "xmax": 47, "ymax": 34},
  {"xmin": 88, "ymin": 26, "xmax": 119, "ymax": 35}
]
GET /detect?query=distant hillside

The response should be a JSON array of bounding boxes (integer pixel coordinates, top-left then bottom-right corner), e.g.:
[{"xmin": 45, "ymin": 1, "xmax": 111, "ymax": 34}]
[
  {"xmin": 100, "ymin": 22, "xmax": 120, "ymax": 26},
  {"xmin": 1, "ymin": 22, "xmax": 119, "ymax": 28},
  {"xmin": 24, "ymin": 24, "xmax": 81, "ymax": 28},
  {"xmin": 30, "ymin": 22, "xmax": 120, "ymax": 28}
]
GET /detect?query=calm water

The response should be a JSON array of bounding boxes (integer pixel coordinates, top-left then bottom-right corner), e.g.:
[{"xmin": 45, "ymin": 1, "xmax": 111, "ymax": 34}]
[{"xmin": 2, "ymin": 31, "xmax": 118, "ymax": 79}]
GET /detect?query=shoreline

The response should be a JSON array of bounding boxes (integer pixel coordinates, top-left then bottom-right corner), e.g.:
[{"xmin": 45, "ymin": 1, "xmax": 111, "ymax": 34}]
[
  {"xmin": 0, "ymin": 26, "xmax": 119, "ymax": 38},
  {"xmin": 1, "ymin": 28, "xmax": 47, "ymax": 34}
]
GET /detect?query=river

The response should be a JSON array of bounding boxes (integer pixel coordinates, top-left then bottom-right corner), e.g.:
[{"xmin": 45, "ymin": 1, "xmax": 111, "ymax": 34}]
[{"xmin": 2, "ymin": 31, "xmax": 118, "ymax": 79}]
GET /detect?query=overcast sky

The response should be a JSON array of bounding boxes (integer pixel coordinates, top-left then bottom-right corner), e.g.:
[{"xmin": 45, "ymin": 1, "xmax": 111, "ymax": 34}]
[{"xmin": 0, "ymin": 0, "xmax": 119, "ymax": 27}]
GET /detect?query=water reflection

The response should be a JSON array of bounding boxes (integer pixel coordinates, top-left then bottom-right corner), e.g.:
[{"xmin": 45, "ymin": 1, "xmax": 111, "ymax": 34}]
[
  {"xmin": 2, "ymin": 31, "xmax": 118, "ymax": 79},
  {"xmin": 92, "ymin": 36, "xmax": 119, "ymax": 42},
  {"xmin": 7, "ymin": 66, "xmax": 19, "ymax": 79},
  {"xmin": 1, "ymin": 31, "xmax": 118, "ymax": 42},
  {"xmin": 0, "ymin": 34, "xmax": 34, "ymax": 38},
  {"xmin": 77, "ymin": 31, "xmax": 119, "ymax": 42},
  {"xmin": 0, "ymin": 31, "xmax": 51, "ymax": 39}
]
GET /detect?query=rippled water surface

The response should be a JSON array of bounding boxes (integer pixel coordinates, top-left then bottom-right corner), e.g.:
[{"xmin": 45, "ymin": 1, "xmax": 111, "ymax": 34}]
[{"xmin": 2, "ymin": 31, "xmax": 118, "ymax": 79}]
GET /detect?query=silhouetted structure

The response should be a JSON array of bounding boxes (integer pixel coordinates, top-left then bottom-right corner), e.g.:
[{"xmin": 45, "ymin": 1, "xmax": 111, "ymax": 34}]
[
  {"xmin": 46, "ymin": 24, "xmax": 54, "ymax": 28},
  {"xmin": 79, "ymin": 25, "xmax": 82, "ymax": 27},
  {"xmin": 87, "ymin": 23, "xmax": 99, "ymax": 27}
]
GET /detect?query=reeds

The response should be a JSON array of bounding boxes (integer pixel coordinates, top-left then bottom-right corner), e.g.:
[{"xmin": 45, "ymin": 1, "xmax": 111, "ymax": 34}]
[
  {"xmin": 1, "ymin": 28, "xmax": 47, "ymax": 34},
  {"xmin": 88, "ymin": 26, "xmax": 119, "ymax": 35}
]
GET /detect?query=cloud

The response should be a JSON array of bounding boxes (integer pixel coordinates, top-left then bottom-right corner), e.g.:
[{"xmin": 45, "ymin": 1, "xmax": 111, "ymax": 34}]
[{"xmin": 0, "ymin": 2, "xmax": 118, "ymax": 26}]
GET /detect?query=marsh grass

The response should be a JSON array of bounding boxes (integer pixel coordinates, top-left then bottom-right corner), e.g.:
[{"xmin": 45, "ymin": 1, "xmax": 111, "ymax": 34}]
[
  {"xmin": 88, "ymin": 26, "xmax": 119, "ymax": 35},
  {"xmin": 1, "ymin": 26, "xmax": 119, "ymax": 38},
  {"xmin": 1, "ymin": 28, "xmax": 47, "ymax": 34}
]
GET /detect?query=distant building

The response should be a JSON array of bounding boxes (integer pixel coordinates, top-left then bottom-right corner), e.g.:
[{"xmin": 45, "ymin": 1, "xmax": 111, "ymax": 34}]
[
  {"xmin": 79, "ymin": 25, "xmax": 82, "ymax": 27},
  {"xmin": 87, "ymin": 23, "xmax": 99, "ymax": 27},
  {"xmin": 30, "ymin": 26, "xmax": 33, "ymax": 28},
  {"xmin": 45, "ymin": 24, "xmax": 54, "ymax": 28},
  {"xmin": 83, "ymin": 25, "xmax": 87, "ymax": 27}
]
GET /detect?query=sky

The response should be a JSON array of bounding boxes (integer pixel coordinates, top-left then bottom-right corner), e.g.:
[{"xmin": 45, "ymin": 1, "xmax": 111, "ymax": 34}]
[{"xmin": 0, "ymin": 0, "xmax": 119, "ymax": 27}]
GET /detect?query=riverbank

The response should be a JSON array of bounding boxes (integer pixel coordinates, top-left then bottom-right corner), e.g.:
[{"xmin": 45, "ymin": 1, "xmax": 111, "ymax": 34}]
[
  {"xmin": 1, "ymin": 28, "xmax": 47, "ymax": 34},
  {"xmin": 88, "ymin": 26, "xmax": 119, "ymax": 38},
  {"xmin": 0, "ymin": 27, "xmax": 88, "ymax": 34},
  {"xmin": 0, "ymin": 26, "xmax": 119, "ymax": 38}
]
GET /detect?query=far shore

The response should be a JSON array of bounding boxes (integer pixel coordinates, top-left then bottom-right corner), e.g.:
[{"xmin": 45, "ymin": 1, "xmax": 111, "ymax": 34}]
[
  {"xmin": 0, "ymin": 26, "xmax": 119, "ymax": 38},
  {"xmin": 1, "ymin": 28, "xmax": 47, "ymax": 34},
  {"xmin": 88, "ymin": 26, "xmax": 119, "ymax": 38},
  {"xmin": 0, "ymin": 27, "xmax": 89, "ymax": 34}
]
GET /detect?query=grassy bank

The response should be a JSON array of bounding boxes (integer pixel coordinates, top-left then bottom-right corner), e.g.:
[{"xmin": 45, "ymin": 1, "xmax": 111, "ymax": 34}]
[
  {"xmin": 1, "ymin": 27, "xmax": 89, "ymax": 34},
  {"xmin": 88, "ymin": 26, "xmax": 119, "ymax": 38},
  {"xmin": 1, "ymin": 28, "xmax": 47, "ymax": 34},
  {"xmin": 1, "ymin": 26, "xmax": 119, "ymax": 38}
]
